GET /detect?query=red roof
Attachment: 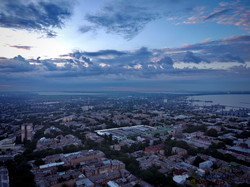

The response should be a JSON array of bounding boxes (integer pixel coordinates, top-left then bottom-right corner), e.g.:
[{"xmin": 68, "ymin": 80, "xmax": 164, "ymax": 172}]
[{"xmin": 145, "ymin": 145, "xmax": 164, "ymax": 152}]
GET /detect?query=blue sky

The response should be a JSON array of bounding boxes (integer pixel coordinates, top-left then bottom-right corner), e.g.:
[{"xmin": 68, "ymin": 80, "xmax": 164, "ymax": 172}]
[{"xmin": 0, "ymin": 0, "xmax": 250, "ymax": 92}]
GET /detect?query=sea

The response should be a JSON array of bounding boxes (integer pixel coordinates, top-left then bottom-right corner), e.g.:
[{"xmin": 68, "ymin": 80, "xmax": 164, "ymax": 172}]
[{"xmin": 187, "ymin": 94, "xmax": 250, "ymax": 109}]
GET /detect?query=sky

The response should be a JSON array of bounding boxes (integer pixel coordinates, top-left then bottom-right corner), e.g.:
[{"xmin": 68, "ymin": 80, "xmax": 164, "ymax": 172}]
[{"xmin": 0, "ymin": 0, "xmax": 250, "ymax": 92}]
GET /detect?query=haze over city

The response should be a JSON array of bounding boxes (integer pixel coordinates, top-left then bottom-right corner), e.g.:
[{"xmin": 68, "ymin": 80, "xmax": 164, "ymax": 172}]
[{"xmin": 0, "ymin": 0, "xmax": 249, "ymax": 92}]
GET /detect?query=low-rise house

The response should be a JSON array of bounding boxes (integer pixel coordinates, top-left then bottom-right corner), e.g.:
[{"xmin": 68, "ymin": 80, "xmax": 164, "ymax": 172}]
[
  {"xmin": 172, "ymin": 147, "xmax": 188, "ymax": 156},
  {"xmin": 199, "ymin": 160, "xmax": 213, "ymax": 171}
]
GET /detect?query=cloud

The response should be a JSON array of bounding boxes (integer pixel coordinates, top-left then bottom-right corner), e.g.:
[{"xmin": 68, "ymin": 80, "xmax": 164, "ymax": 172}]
[
  {"xmin": 204, "ymin": 9, "xmax": 231, "ymax": 21},
  {"xmin": 10, "ymin": 45, "xmax": 32, "ymax": 50},
  {"xmin": 83, "ymin": 1, "xmax": 160, "ymax": 40},
  {"xmin": 46, "ymin": 31, "xmax": 57, "ymax": 38},
  {"xmin": 229, "ymin": 65, "xmax": 250, "ymax": 75},
  {"xmin": 80, "ymin": 0, "xmax": 249, "ymax": 40},
  {"xmin": 78, "ymin": 26, "xmax": 93, "ymax": 33},
  {"xmin": 219, "ymin": 2, "xmax": 229, "ymax": 7},
  {"xmin": 171, "ymin": 35, "xmax": 250, "ymax": 62},
  {"xmin": 0, "ymin": 55, "xmax": 35, "ymax": 72},
  {"xmin": 219, "ymin": 53, "xmax": 245, "ymax": 63},
  {"xmin": 169, "ymin": 0, "xmax": 250, "ymax": 31},
  {"xmin": 0, "ymin": 34, "xmax": 249, "ymax": 92},
  {"xmin": 156, "ymin": 56, "xmax": 174, "ymax": 69},
  {"xmin": 41, "ymin": 60, "xmax": 58, "ymax": 71},
  {"xmin": 13, "ymin": 55, "xmax": 27, "ymax": 62},
  {"xmin": 71, "ymin": 50, "xmax": 127, "ymax": 58},
  {"xmin": 0, "ymin": 0, "xmax": 73, "ymax": 36},
  {"xmin": 183, "ymin": 51, "xmax": 209, "ymax": 64}
]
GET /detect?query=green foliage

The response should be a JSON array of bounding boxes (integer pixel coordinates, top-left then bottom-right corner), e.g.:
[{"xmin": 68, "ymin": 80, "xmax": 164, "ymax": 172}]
[
  {"xmin": 209, "ymin": 142, "xmax": 225, "ymax": 150},
  {"xmin": 183, "ymin": 125, "xmax": 207, "ymax": 133},
  {"xmin": 34, "ymin": 158, "xmax": 45, "ymax": 166},
  {"xmin": 129, "ymin": 142, "xmax": 148, "ymax": 153},
  {"xmin": 23, "ymin": 140, "xmax": 37, "ymax": 151},
  {"xmin": 205, "ymin": 129, "xmax": 218, "ymax": 137},
  {"xmin": 57, "ymin": 177, "xmax": 66, "ymax": 183},
  {"xmin": 164, "ymin": 138, "xmax": 191, "ymax": 156},
  {"xmin": 62, "ymin": 184, "xmax": 69, "ymax": 187},
  {"xmin": 133, "ymin": 184, "xmax": 141, "ymax": 187},
  {"xmin": 236, "ymin": 131, "xmax": 249, "ymax": 139},
  {"xmin": 57, "ymin": 165, "xmax": 70, "ymax": 172},
  {"xmin": 193, "ymin": 156, "xmax": 204, "ymax": 167},
  {"xmin": 154, "ymin": 133, "xmax": 160, "ymax": 138},
  {"xmin": 138, "ymin": 167, "xmax": 177, "ymax": 187},
  {"xmin": 84, "ymin": 139, "xmax": 99, "ymax": 149},
  {"xmin": 164, "ymin": 145, "xmax": 172, "ymax": 156},
  {"xmin": 63, "ymin": 144, "xmax": 83, "ymax": 153},
  {"xmin": 5, "ymin": 160, "xmax": 36, "ymax": 187},
  {"xmin": 103, "ymin": 134, "xmax": 117, "ymax": 144},
  {"xmin": 61, "ymin": 184, "xmax": 69, "ymax": 187},
  {"xmin": 221, "ymin": 138, "xmax": 233, "ymax": 146}
]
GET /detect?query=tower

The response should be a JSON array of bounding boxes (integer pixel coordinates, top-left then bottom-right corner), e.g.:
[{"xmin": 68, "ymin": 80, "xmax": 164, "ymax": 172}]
[{"xmin": 21, "ymin": 123, "xmax": 33, "ymax": 142}]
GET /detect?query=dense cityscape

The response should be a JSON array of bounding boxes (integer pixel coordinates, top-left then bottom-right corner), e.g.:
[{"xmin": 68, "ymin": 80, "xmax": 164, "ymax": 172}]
[{"xmin": 0, "ymin": 92, "xmax": 249, "ymax": 187}]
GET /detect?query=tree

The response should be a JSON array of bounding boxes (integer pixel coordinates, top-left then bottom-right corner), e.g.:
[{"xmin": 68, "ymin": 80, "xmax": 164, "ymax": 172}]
[
  {"xmin": 206, "ymin": 129, "xmax": 218, "ymax": 137},
  {"xmin": 236, "ymin": 131, "xmax": 249, "ymax": 139},
  {"xmin": 183, "ymin": 124, "xmax": 207, "ymax": 133},
  {"xmin": 57, "ymin": 165, "xmax": 70, "ymax": 172},
  {"xmin": 221, "ymin": 138, "xmax": 233, "ymax": 146},
  {"xmin": 193, "ymin": 156, "xmax": 204, "ymax": 167},
  {"xmin": 164, "ymin": 145, "xmax": 172, "ymax": 156},
  {"xmin": 133, "ymin": 184, "xmax": 141, "ymax": 187},
  {"xmin": 34, "ymin": 158, "xmax": 45, "ymax": 166},
  {"xmin": 61, "ymin": 184, "xmax": 69, "ymax": 187},
  {"xmin": 138, "ymin": 167, "xmax": 176, "ymax": 186},
  {"xmin": 154, "ymin": 133, "xmax": 160, "ymax": 138}
]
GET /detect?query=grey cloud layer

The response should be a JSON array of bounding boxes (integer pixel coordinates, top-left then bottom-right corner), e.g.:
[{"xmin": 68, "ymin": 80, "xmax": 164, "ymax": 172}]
[
  {"xmin": 169, "ymin": 35, "xmax": 250, "ymax": 63},
  {"xmin": 0, "ymin": 0, "xmax": 73, "ymax": 37},
  {"xmin": 1, "ymin": 35, "xmax": 250, "ymax": 91},
  {"xmin": 183, "ymin": 51, "xmax": 210, "ymax": 64},
  {"xmin": 1, "ymin": 35, "xmax": 249, "ymax": 78}
]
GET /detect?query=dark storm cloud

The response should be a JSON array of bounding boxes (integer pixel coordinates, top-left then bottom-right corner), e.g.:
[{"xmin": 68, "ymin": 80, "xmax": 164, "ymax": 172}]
[
  {"xmin": 0, "ymin": 0, "xmax": 73, "ymax": 36},
  {"xmin": 84, "ymin": 1, "xmax": 160, "ymax": 40},
  {"xmin": 204, "ymin": 9, "xmax": 231, "ymax": 21},
  {"xmin": 10, "ymin": 45, "xmax": 32, "ymax": 50}
]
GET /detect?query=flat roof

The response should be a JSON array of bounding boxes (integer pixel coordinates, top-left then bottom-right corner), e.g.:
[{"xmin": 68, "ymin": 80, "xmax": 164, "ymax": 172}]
[{"xmin": 39, "ymin": 161, "xmax": 64, "ymax": 169}]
